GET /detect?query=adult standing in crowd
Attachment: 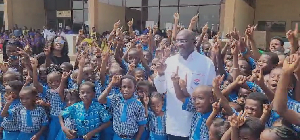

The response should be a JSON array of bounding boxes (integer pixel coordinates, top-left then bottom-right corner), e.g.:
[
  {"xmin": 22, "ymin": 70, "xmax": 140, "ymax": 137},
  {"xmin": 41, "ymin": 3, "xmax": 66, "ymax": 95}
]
[{"xmin": 154, "ymin": 29, "xmax": 216, "ymax": 140}]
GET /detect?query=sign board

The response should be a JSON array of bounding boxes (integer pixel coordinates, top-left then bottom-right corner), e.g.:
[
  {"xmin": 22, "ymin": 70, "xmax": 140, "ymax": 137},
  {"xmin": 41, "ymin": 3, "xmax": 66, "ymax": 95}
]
[
  {"xmin": 145, "ymin": 21, "xmax": 155, "ymax": 28},
  {"xmin": 58, "ymin": 23, "xmax": 63, "ymax": 28},
  {"xmin": 165, "ymin": 23, "xmax": 173, "ymax": 30},
  {"xmin": 57, "ymin": 10, "xmax": 71, "ymax": 18}
]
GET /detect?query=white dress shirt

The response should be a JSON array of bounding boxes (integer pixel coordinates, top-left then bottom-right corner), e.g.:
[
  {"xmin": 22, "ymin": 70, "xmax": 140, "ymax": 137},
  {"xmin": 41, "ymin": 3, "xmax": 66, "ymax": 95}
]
[{"xmin": 154, "ymin": 51, "xmax": 216, "ymax": 137}]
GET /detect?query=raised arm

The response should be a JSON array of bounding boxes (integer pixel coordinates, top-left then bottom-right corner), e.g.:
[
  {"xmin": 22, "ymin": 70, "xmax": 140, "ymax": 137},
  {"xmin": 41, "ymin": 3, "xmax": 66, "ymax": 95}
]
[
  {"xmin": 153, "ymin": 61, "xmax": 167, "ymax": 94},
  {"xmin": 273, "ymin": 54, "xmax": 300, "ymax": 126}
]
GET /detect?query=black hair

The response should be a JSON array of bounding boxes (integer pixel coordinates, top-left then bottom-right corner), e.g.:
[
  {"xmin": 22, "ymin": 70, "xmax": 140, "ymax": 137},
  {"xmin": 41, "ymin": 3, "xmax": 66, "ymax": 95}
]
[
  {"xmin": 65, "ymin": 89, "xmax": 80, "ymax": 100},
  {"xmin": 137, "ymin": 80, "xmax": 151, "ymax": 88},
  {"xmin": 211, "ymin": 118, "xmax": 230, "ymax": 139},
  {"xmin": 7, "ymin": 80, "xmax": 23, "ymax": 94},
  {"xmin": 21, "ymin": 85, "xmax": 38, "ymax": 97},
  {"xmin": 61, "ymin": 62, "xmax": 74, "ymax": 71},
  {"xmin": 3, "ymin": 71, "xmax": 21, "ymax": 81},
  {"xmin": 263, "ymin": 52, "xmax": 279, "ymax": 65},
  {"xmin": 2, "ymin": 39, "xmax": 23, "ymax": 62},
  {"xmin": 246, "ymin": 92, "xmax": 269, "ymax": 108},
  {"xmin": 47, "ymin": 64, "xmax": 63, "ymax": 74},
  {"xmin": 121, "ymin": 75, "xmax": 137, "ymax": 87},
  {"xmin": 50, "ymin": 36, "xmax": 69, "ymax": 56},
  {"xmin": 80, "ymin": 81, "xmax": 95, "ymax": 93},
  {"xmin": 134, "ymin": 68, "xmax": 145, "ymax": 75},
  {"xmin": 150, "ymin": 91, "xmax": 164, "ymax": 103},
  {"xmin": 269, "ymin": 125, "xmax": 298, "ymax": 140},
  {"xmin": 271, "ymin": 37, "xmax": 284, "ymax": 46},
  {"xmin": 239, "ymin": 117, "xmax": 265, "ymax": 139}
]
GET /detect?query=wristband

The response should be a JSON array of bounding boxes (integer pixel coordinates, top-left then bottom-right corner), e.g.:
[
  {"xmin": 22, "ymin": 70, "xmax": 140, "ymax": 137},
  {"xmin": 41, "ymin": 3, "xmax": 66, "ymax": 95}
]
[{"xmin": 241, "ymin": 48, "xmax": 248, "ymax": 56}]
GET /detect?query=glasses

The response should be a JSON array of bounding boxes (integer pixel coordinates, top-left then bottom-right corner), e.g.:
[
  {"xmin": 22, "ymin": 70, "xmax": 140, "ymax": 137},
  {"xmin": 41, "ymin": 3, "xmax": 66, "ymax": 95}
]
[
  {"xmin": 54, "ymin": 39, "xmax": 65, "ymax": 44},
  {"xmin": 175, "ymin": 39, "xmax": 190, "ymax": 43}
]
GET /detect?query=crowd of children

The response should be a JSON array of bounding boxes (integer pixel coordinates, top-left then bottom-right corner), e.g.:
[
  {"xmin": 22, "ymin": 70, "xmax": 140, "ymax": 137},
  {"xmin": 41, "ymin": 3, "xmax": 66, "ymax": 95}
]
[{"xmin": 0, "ymin": 12, "xmax": 299, "ymax": 140}]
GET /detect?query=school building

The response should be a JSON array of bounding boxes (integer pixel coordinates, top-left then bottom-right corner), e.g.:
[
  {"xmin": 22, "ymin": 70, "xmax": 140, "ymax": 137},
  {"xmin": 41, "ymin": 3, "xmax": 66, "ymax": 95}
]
[{"xmin": 3, "ymin": 0, "xmax": 300, "ymax": 47}]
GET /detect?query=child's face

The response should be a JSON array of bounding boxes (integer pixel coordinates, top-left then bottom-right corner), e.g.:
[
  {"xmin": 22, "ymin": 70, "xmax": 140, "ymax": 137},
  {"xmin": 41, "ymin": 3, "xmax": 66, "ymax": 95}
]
[
  {"xmin": 5, "ymin": 85, "xmax": 17, "ymax": 98},
  {"xmin": 137, "ymin": 85, "xmax": 149, "ymax": 99},
  {"xmin": 191, "ymin": 88, "xmax": 213, "ymax": 113},
  {"xmin": 66, "ymin": 93, "xmax": 79, "ymax": 106},
  {"xmin": 140, "ymin": 35, "xmax": 148, "ymax": 45},
  {"xmin": 269, "ymin": 39, "xmax": 283, "ymax": 52},
  {"xmin": 143, "ymin": 51, "xmax": 151, "ymax": 63},
  {"xmin": 267, "ymin": 68, "xmax": 282, "ymax": 92},
  {"xmin": 121, "ymin": 78, "xmax": 135, "ymax": 100},
  {"xmin": 19, "ymin": 90, "xmax": 35, "ymax": 108},
  {"xmin": 244, "ymin": 99, "xmax": 263, "ymax": 118},
  {"xmin": 260, "ymin": 129, "xmax": 281, "ymax": 140},
  {"xmin": 151, "ymin": 58, "xmax": 159, "ymax": 71},
  {"xmin": 6, "ymin": 45, "xmax": 18, "ymax": 57},
  {"xmin": 238, "ymin": 60, "xmax": 251, "ymax": 76},
  {"xmin": 60, "ymin": 64, "xmax": 71, "ymax": 73},
  {"xmin": 239, "ymin": 128, "xmax": 258, "ymax": 140},
  {"xmin": 47, "ymin": 73, "xmax": 61, "ymax": 89},
  {"xmin": 150, "ymin": 97, "xmax": 163, "ymax": 115},
  {"xmin": 257, "ymin": 54, "xmax": 273, "ymax": 74},
  {"xmin": 134, "ymin": 70, "xmax": 145, "ymax": 82},
  {"xmin": 39, "ymin": 67, "xmax": 47, "ymax": 83},
  {"xmin": 237, "ymin": 88, "xmax": 250, "ymax": 106},
  {"xmin": 90, "ymin": 57, "xmax": 98, "ymax": 68},
  {"xmin": 83, "ymin": 67, "xmax": 95, "ymax": 82},
  {"xmin": 79, "ymin": 84, "xmax": 94, "ymax": 103},
  {"xmin": 225, "ymin": 60, "xmax": 233, "ymax": 72},
  {"xmin": 202, "ymin": 43, "xmax": 211, "ymax": 56},
  {"xmin": 3, "ymin": 74, "xmax": 18, "ymax": 87},
  {"xmin": 128, "ymin": 50, "xmax": 140, "ymax": 65}
]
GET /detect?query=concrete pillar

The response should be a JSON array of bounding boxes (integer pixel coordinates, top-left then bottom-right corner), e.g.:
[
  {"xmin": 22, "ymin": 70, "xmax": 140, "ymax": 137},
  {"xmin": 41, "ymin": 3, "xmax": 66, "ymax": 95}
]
[
  {"xmin": 88, "ymin": 0, "xmax": 98, "ymax": 32},
  {"xmin": 4, "ymin": 0, "xmax": 13, "ymax": 30}
]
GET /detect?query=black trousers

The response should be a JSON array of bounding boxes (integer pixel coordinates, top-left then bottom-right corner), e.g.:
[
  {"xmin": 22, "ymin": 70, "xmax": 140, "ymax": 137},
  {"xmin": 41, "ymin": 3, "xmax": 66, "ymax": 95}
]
[{"xmin": 168, "ymin": 134, "xmax": 189, "ymax": 140}]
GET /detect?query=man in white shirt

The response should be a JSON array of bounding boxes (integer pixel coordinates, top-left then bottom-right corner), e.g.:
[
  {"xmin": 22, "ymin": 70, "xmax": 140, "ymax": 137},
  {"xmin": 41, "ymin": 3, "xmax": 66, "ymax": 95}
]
[{"xmin": 154, "ymin": 29, "xmax": 216, "ymax": 140}]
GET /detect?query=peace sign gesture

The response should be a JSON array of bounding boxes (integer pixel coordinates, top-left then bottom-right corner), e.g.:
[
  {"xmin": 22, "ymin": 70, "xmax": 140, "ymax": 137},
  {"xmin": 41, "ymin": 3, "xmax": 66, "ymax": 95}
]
[
  {"xmin": 282, "ymin": 54, "xmax": 300, "ymax": 74},
  {"xmin": 171, "ymin": 66, "xmax": 180, "ymax": 83},
  {"xmin": 179, "ymin": 73, "xmax": 188, "ymax": 90}
]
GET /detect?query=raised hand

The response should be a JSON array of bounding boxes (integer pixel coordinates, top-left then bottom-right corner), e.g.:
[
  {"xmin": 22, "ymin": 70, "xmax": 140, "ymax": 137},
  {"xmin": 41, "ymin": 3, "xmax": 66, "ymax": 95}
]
[
  {"xmin": 155, "ymin": 61, "xmax": 167, "ymax": 76},
  {"xmin": 179, "ymin": 73, "xmax": 187, "ymax": 90},
  {"xmin": 263, "ymin": 103, "xmax": 272, "ymax": 114},
  {"xmin": 230, "ymin": 40, "xmax": 239, "ymax": 55},
  {"xmin": 114, "ymin": 20, "xmax": 121, "ymax": 30},
  {"xmin": 212, "ymin": 75, "xmax": 224, "ymax": 88},
  {"xmin": 171, "ymin": 66, "xmax": 180, "ymax": 83},
  {"xmin": 127, "ymin": 18, "xmax": 133, "ymax": 27},
  {"xmin": 128, "ymin": 63, "xmax": 136, "ymax": 72},
  {"xmin": 190, "ymin": 13, "xmax": 199, "ymax": 24},
  {"xmin": 111, "ymin": 75, "xmax": 122, "ymax": 86},
  {"xmin": 212, "ymin": 101, "xmax": 221, "ymax": 112},
  {"xmin": 282, "ymin": 54, "xmax": 300, "ymax": 73},
  {"xmin": 202, "ymin": 22, "xmax": 209, "ymax": 34},
  {"xmin": 62, "ymin": 71, "xmax": 71, "ymax": 80},
  {"xmin": 173, "ymin": 13, "xmax": 180, "ymax": 20},
  {"xmin": 234, "ymin": 75, "xmax": 247, "ymax": 86},
  {"xmin": 30, "ymin": 58, "xmax": 38, "ymax": 69}
]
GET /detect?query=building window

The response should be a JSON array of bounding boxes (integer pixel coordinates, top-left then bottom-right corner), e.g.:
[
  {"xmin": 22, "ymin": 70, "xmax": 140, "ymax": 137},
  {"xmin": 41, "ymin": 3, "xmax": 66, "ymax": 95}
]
[
  {"xmin": 0, "ymin": 0, "xmax": 4, "ymax": 4},
  {"xmin": 72, "ymin": 0, "xmax": 88, "ymax": 32},
  {"xmin": 125, "ymin": 0, "xmax": 221, "ymax": 32},
  {"xmin": 291, "ymin": 21, "xmax": 300, "ymax": 31},
  {"xmin": 257, "ymin": 21, "xmax": 286, "ymax": 32}
]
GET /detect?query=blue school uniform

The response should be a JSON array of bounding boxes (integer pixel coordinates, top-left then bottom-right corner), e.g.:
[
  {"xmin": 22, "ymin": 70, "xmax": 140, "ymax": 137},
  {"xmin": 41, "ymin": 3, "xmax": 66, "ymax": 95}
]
[
  {"xmin": 121, "ymin": 59, "xmax": 145, "ymax": 73},
  {"xmin": 15, "ymin": 106, "xmax": 49, "ymax": 140},
  {"xmin": 0, "ymin": 84, "xmax": 6, "ymax": 125},
  {"xmin": 101, "ymin": 84, "xmax": 121, "ymax": 140},
  {"xmin": 55, "ymin": 117, "xmax": 76, "ymax": 140},
  {"xmin": 148, "ymin": 111, "xmax": 167, "ymax": 140},
  {"xmin": 107, "ymin": 94, "xmax": 147, "ymax": 140},
  {"xmin": 61, "ymin": 100, "xmax": 111, "ymax": 139},
  {"xmin": 1, "ymin": 99, "xmax": 21, "ymax": 140},
  {"xmin": 46, "ymin": 89, "xmax": 66, "ymax": 140},
  {"xmin": 182, "ymin": 97, "xmax": 210, "ymax": 140}
]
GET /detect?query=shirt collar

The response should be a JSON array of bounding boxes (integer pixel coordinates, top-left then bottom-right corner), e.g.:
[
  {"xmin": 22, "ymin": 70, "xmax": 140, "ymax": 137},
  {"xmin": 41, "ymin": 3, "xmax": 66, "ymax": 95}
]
[
  {"xmin": 178, "ymin": 51, "xmax": 197, "ymax": 62},
  {"xmin": 121, "ymin": 94, "xmax": 136, "ymax": 104}
]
